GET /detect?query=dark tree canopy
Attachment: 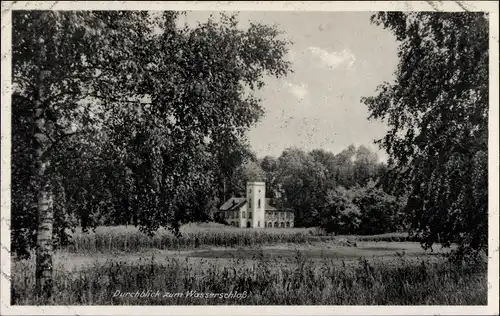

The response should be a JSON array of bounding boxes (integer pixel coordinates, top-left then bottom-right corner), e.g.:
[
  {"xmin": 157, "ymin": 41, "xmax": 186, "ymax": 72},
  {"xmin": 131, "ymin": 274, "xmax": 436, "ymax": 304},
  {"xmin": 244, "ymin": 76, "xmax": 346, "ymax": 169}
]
[
  {"xmin": 11, "ymin": 11, "xmax": 292, "ymax": 259},
  {"xmin": 362, "ymin": 12, "xmax": 489, "ymax": 259}
]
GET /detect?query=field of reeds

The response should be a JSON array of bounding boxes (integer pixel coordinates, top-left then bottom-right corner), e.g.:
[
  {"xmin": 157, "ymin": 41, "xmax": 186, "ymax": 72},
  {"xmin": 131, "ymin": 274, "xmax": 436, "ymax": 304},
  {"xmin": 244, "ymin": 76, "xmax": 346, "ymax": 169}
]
[
  {"xmin": 63, "ymin": 223, "xmax": 422, "ymax": 253},
  {"xmin": 11, "ymin": 251, "xmax": 487, "ymax": 305},
  {"xmin": 64, "ymin": 223, "xmax": 328, "ymax": 253}
]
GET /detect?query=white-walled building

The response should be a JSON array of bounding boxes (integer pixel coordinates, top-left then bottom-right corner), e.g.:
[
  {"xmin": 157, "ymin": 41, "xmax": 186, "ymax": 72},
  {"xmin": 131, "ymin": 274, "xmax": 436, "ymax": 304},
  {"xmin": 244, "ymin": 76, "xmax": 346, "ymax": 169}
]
[{"xmin": 218, "ymin": 181, "xmax": 294, "ymax": 228}]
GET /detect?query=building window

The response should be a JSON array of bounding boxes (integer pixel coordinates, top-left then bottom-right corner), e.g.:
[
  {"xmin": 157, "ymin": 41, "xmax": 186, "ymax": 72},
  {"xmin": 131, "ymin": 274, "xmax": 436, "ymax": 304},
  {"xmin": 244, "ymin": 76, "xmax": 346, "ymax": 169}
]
[
  {"xmin": 258, "ymin": 199, "xmax": 261, "ymax": 208},
  {"xmin": 249, "ymin": 199, "xmax": 252, "ymax": 208},
  {"xmin": 274, "ymin": 222, "xmax": 278, "ymax": 228},
  {"xmin": 242, "ymin": 211, "xmax": 246, "ymax": 218},
  {"xmin": 286, "ymin": 222, "xmax": 290, "ymax": 228},
  {"xmin": 249, "ymin": 211, "xmax": 252, "ymax": 219},
  {"xmin": 281, "ymin": 222, "xmax": 285, "ymax": 228},
  {"xmin": 268, "ymin": 222, "xmax": 272, "ymax": 228},
  {"xmin": 258, "ymin": 221, "xmax": 260, "ymax": 227}
]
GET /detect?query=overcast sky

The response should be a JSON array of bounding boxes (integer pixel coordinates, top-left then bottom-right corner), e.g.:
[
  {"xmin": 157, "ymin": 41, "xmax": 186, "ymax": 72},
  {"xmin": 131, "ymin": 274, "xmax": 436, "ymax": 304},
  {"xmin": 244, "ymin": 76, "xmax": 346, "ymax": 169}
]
[{"xmin": 181, "ymin": 11, "xmax": 399, "ymax": 162}]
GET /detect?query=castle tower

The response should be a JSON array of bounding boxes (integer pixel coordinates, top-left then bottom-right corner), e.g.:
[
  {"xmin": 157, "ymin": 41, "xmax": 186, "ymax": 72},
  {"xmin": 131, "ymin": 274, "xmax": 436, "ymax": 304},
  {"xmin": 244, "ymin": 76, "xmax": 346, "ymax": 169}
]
[{"xmin": 246, "ymin": 181, "xmax": 266, "ymax": 228}]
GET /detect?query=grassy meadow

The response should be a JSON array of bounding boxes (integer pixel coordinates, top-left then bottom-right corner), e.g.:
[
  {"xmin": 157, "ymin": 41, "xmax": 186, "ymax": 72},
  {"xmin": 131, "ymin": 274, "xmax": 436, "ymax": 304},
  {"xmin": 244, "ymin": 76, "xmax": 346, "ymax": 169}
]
[{"xmin": 11, "ymin": 223, "xmax": 487, "ymax": 305}]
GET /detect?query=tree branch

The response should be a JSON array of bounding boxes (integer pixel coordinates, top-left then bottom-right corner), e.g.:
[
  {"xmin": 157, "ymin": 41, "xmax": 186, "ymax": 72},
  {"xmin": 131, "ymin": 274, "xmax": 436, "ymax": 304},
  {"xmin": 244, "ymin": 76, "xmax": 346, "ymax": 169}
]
[{"xmin": 41, "ymin": 131, "xmax": 80, "ymax": 162}]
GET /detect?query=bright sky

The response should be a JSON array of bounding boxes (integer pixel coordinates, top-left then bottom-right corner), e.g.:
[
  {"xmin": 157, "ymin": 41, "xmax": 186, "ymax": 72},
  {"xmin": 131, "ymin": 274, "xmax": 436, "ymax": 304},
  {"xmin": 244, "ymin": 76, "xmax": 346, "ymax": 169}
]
[{"xmin": 181, "ymin": 11, "xmax": 399, "ymax": 162}]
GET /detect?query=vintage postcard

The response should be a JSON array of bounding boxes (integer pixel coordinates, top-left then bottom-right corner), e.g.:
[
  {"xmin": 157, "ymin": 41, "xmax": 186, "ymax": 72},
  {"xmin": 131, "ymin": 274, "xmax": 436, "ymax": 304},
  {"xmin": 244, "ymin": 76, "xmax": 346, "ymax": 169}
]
[{"xmin": 1, "ymin": 1, "xmax": 498, "ymax": 315}]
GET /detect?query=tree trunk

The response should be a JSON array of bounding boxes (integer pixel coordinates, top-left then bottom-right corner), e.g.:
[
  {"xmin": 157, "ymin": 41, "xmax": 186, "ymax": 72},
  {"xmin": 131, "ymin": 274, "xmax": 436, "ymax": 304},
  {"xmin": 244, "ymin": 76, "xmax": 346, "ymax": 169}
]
[
  {"xmin": 34, "ymin": 36, "xmax": 54, "ymax": 302},
  {"xmin": 34, "ymin": 159, "xmax": 53, "ymax": 302}
]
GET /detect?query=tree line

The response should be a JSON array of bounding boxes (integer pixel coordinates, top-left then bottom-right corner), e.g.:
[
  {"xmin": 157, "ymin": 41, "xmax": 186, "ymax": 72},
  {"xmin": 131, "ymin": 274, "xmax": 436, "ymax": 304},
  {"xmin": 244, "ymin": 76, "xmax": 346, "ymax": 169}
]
[{"xmin": 217, "ymin": 144, "xmax": 407, "ymax": 236}]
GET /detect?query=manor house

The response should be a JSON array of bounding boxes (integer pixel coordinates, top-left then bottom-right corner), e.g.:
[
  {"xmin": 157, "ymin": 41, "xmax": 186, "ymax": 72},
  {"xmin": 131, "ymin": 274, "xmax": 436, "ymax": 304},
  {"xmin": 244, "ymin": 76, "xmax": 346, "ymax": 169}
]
[{"xmin": 219, "ymin": 181, "xmax": 294, "ymax": 228}]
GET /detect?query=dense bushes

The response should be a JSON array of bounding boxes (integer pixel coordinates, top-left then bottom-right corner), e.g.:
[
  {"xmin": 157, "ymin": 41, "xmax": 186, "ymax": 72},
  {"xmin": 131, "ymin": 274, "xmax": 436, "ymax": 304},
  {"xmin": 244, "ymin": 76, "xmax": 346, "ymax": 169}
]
[{"xmin": 319, "ymin": 182, "xmax": 406, "ymax": 235}]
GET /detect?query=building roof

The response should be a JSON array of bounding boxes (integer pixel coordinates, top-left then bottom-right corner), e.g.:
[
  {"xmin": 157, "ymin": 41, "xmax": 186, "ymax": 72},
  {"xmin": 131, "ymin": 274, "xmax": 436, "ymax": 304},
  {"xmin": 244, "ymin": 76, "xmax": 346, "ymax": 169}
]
[
  {"xmin": 219, "ymin": 197, "xmax": 288, "ymax": 211},
  {"xmin": 264, "ymin": 198, "xmax": 279, "ymax": 211},
  {"xmin": 219, "ymin": 197, "xmax": 247, "ymax": 211}
]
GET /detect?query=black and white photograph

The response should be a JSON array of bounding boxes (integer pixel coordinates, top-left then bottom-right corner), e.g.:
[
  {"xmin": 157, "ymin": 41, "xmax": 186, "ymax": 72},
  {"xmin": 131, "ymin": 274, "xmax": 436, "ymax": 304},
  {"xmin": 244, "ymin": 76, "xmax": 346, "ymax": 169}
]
[{"xmin": 1, "ymin": 1, "xmax": 498, "ymax": 314}]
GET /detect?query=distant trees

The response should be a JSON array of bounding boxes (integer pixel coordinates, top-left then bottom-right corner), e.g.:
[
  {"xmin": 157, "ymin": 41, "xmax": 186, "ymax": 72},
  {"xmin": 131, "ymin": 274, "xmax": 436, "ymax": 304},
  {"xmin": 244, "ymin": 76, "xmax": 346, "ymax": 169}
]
[
  {"xmin": 260, "ymin": 155, "xmax": 280, "ymax": 198},
  {"xmin": 312, "ymin": 180, "xmax": 406, "ymax": 236},
  {"xmin": 213, "ymin": 143, "xmax": 401, "ymax": 235},
  {"xmin": 362, "ymin": 12, "xmax": 489, "ymax": 260},
  {"xmin": 353, "ymin": 182, "xmax": 406, "ymax": 235},
  {"xmin": 276, "ymin": 148, "xmax": 328, "ymax": 226},
  {"xmin": 225, "ymin": 159, "xmax": 266, "ymax": 197},
  {"xmin": 245, "ymin": 145, "xmax": 400, "ymax": 231},
  {"xmin": 320, "ymin": 186, "xmax": 362, "ymax": 235},
  {"xmin": 215, "ymin": 141, "xmax": 256, "ymax": 202}
]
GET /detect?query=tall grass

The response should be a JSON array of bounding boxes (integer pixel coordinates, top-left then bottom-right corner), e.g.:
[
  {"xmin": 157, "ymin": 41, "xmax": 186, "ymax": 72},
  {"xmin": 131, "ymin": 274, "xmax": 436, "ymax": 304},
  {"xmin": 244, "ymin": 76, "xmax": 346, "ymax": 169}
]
[
  {"xmin": 63, "ymin": 224, "xmax": 424, "ymax": 253},
  {"xmin": 65, "ymin": 224, "xmax": 330, "ymax": 253},
  {"xmin": 11, "ymin": 251, "xmax": 486, "ymax": 305}
]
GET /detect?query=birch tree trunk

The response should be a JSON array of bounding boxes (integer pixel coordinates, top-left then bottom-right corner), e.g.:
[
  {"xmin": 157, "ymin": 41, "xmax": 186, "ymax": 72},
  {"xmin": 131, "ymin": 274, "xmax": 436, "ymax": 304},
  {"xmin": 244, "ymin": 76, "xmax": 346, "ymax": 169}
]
[{"xmin": 34, "ymin": 36, "xmax": 54, "ymax": 302}]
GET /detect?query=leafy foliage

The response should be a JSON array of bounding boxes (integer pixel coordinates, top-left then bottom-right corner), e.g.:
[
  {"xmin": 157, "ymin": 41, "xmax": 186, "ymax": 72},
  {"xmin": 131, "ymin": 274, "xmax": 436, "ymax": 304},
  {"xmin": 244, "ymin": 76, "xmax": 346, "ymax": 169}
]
[
  {"xmin": 352, "ymin": 182, "xmax": 406, "ymax": 235},
  {"xmin": 318, "ymin": 182, "xmax": 406, "ymax": 235},
  {"xmin": 11, "ymin": 11, "xmax": 292, "ymax": 257},
  {"xmin": 361, "ymin": 12, "xmax": 489, "ymax": 259},
  {"xmin": 320, "ymin": 187, "xmax": 362, "ymax": 234},
  {"xmin": 274, "ymin": 146, "xmax": 394, "ymax": 228}
]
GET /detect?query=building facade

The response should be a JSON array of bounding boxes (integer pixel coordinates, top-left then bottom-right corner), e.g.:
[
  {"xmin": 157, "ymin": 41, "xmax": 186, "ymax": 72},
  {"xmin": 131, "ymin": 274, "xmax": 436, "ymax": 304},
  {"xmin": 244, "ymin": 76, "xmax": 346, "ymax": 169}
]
[{"xmin": 218, "ymin": 181, "xmax": 294, "ymax": 228}]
